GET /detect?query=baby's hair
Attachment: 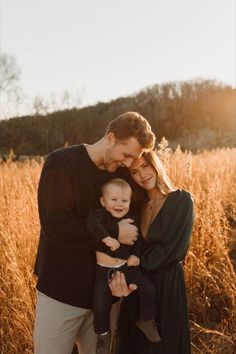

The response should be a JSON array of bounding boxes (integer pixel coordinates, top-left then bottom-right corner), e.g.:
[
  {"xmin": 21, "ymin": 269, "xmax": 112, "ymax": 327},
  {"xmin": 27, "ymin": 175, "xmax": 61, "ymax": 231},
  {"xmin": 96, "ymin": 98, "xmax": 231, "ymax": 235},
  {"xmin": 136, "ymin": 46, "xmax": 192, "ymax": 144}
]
[{"xmin": 101, "ymin": 178, "xmax": 132, "ymax": 197}]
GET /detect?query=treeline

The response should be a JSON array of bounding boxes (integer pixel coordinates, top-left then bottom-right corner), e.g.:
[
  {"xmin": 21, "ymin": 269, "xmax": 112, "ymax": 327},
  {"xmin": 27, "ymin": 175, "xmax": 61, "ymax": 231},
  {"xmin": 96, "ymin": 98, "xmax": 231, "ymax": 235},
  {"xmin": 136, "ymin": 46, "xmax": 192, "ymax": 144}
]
[{"xmin": 0, "ymin": 79, "xmax": 235, "ymax": 155}]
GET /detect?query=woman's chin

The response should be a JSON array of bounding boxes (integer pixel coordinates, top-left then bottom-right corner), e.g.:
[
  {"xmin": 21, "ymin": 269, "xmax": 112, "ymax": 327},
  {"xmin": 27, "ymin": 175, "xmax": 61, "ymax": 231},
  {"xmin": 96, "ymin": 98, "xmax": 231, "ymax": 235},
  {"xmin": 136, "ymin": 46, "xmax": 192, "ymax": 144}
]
[{"xmin": 141, "ymin": 183, "xmax": 152, "ymax": 190}]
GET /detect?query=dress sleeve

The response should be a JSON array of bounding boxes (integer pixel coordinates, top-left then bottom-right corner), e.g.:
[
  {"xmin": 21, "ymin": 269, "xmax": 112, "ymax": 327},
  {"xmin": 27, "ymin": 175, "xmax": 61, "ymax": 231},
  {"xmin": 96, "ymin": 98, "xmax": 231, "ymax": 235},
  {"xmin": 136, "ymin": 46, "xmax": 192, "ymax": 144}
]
[
  {"xmin": 86, "ymin": 209, "xmax": 119, "ymax": 242},
  {"xmin": 38, "ymin": 156, "xmax": 95, "ymax": 251},
  {"xmin": 141, "ymin": 191, "xmax": 194, "ymax": 271}
]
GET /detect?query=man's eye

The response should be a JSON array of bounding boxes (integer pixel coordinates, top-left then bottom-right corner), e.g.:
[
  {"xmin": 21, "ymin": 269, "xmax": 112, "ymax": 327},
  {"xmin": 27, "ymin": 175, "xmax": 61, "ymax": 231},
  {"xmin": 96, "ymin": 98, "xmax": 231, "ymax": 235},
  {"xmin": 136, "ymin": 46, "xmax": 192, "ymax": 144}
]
[{"xmin": 130, "ymin": 171, "xmax": 137, "ymax": 175}]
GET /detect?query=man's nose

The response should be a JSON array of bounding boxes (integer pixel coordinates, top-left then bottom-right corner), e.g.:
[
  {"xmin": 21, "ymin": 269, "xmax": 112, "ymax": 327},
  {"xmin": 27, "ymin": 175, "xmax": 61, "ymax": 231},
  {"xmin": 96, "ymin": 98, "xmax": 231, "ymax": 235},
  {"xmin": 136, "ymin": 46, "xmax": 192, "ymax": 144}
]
[{"xmin": 123, "ymin": 158, "xmax": 134, "ymax": 168}]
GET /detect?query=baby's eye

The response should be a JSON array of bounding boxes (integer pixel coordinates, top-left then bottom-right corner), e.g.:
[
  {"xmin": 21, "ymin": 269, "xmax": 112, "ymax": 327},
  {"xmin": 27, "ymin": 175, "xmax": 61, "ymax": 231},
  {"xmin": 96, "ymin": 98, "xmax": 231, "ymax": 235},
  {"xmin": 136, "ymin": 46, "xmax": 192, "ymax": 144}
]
[
  {"xmin": 130, "ymin": 170, "xmax": 137, "ymax": 175},
  {"xmin": 111, "ymin": 198, "xmax": 117, "ymax": 201}
]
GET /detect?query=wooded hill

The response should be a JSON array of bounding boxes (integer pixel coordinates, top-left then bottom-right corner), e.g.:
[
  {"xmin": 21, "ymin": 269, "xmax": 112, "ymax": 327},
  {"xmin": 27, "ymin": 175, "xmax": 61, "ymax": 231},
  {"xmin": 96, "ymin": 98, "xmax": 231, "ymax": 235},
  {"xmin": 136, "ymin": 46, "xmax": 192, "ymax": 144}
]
[{"xmin": 0, "ymin": 79, "xmax": 235, "ymax": 156}]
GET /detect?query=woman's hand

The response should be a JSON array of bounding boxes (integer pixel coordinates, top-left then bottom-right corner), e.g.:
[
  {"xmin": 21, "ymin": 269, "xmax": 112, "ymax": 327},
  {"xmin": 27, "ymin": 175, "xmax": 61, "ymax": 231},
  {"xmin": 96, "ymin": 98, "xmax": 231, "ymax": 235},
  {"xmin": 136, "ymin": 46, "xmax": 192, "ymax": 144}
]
[{"xmin": 109, "ymin": 271, "xmax": 137, "ymax": 297}]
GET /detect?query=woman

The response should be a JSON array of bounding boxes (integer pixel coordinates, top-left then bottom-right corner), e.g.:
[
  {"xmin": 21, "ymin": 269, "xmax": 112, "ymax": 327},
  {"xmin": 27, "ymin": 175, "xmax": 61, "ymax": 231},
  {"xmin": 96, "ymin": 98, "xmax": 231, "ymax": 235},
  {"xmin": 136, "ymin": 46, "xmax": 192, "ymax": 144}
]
[{"xmin": 116, "ymin": 150, "xmax": 194, "ymax": 354}]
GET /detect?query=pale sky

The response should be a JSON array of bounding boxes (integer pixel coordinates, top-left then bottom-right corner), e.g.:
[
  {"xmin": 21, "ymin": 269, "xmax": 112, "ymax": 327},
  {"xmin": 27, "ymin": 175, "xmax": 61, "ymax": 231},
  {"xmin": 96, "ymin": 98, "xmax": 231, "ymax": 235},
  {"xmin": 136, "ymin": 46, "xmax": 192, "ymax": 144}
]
[{"xmin": 1, "ymin": 0, "xmax": 235, "ymax": 108}]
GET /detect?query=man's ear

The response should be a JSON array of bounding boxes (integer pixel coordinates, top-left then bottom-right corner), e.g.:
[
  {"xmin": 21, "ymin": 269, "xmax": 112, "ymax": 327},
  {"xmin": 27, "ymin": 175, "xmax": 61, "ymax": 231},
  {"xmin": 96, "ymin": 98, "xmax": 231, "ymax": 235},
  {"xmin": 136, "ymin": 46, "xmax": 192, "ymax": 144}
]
[
  {"xmin": 100, "ymin": 196, "xmax": 105, "ymax": 207},
  {"xmin": 106, "ymin": 132, "xmax": 115, "ymax": 145}
]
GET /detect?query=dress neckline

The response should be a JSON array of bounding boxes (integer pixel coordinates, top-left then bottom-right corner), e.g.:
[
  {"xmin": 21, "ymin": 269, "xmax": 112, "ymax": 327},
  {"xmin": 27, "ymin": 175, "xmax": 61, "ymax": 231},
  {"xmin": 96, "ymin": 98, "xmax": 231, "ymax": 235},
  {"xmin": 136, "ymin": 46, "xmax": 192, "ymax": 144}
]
[{"xmin": 142, "ymin": 190, "xmax": 180, "ymax": 239}]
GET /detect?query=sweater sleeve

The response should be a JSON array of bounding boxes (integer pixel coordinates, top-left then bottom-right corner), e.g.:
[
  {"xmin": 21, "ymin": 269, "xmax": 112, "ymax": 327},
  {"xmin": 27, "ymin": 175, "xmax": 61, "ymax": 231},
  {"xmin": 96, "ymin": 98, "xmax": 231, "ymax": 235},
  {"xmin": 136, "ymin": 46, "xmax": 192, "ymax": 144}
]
[
  {"xmin": 86, "ymin": 209, "xmax": 119, "ymax": 242},
  {"xmin": 38, "ymin": 156, "xmax": 96, "ymax": 251},
  {"xmin": 141, "ymin": 191, "xmax": 194, "ymax": 271}
]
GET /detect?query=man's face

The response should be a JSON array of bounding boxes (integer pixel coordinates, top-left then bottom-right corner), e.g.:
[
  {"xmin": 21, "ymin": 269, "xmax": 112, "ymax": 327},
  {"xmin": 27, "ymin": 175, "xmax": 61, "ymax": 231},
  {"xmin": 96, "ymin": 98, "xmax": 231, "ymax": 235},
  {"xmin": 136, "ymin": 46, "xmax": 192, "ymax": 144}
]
[{"xmin": 103, "ymin": 134, "xmax": 143, "ymax": 173}]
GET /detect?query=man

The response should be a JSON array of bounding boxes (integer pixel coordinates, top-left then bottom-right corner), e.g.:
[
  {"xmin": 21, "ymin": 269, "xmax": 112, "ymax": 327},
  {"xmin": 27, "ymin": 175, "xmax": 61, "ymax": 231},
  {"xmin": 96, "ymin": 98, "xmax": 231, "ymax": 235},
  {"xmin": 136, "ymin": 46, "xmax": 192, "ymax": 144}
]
[{"xmin": 34, "ymin": 111, "xmax": 155, "ymax": 354}]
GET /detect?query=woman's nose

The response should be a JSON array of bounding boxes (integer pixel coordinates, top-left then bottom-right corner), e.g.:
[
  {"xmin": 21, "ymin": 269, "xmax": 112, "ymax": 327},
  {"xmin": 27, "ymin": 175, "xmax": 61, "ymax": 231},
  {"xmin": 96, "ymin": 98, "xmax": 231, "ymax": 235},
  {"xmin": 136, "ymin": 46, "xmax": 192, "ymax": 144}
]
[{"xmin": 139, "ymin": 170, "xmax": 145, "ymax": 180}]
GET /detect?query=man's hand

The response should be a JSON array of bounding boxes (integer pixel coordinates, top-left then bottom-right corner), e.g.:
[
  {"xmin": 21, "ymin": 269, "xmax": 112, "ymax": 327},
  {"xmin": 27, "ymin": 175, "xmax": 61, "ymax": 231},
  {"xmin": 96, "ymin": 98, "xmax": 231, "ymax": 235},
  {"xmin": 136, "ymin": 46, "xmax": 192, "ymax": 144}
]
[
  {"xmin": 109, "ymin": 271, "xmax": 137, "ymax": 297},
  {"xmin": 118, "ymin": 218, "xmax": 138, "ymax": 245},
  {"xmin": 103, "ymin": 236, "xmax": 120, "ymax": 251},
  {"xmin": 127, "ymin": 255, "xmax": 140, "ymax": 266}
]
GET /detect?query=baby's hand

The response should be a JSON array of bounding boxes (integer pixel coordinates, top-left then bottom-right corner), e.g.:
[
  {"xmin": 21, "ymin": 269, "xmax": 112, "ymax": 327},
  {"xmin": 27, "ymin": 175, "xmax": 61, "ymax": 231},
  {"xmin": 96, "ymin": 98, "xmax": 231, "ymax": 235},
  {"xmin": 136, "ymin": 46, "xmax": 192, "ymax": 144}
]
[
  {"xmin": 127, "ymin": 255, "xmax": 140, "ymax": 266},
  {"xmin": 103, "ymin": 236, "xmax": 120, "ymax": 251}
]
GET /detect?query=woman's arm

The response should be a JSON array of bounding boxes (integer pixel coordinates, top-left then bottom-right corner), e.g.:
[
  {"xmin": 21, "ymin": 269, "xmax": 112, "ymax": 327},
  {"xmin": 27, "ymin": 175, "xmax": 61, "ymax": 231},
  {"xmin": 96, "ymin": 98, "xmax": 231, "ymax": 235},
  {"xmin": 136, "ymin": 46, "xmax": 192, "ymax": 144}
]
[{"xmin": 141, "ymin": 190, "xmax": 194, "ymax": 271}]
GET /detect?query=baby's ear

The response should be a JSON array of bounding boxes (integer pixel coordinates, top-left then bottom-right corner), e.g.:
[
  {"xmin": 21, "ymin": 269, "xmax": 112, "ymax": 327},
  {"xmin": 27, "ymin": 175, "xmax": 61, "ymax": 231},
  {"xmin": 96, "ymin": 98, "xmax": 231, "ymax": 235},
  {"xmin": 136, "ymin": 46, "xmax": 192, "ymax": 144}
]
[{"xmin": 100, "ymin": 196, "xmax": 105, "ymax": 207}]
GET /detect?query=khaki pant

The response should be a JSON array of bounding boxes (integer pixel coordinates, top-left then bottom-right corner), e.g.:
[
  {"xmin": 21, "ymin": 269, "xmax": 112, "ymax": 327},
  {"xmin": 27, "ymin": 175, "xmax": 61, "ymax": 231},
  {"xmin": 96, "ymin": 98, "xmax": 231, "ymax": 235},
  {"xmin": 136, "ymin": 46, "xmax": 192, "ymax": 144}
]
[{"xmin": 34, "ymin": 291, "xmax": 120, "ymax": 354}]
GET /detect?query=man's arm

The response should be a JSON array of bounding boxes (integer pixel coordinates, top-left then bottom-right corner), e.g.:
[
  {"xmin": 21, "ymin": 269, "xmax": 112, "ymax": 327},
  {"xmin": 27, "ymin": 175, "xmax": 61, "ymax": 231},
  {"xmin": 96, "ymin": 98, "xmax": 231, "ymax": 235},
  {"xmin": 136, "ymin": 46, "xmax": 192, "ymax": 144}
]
[
  {"xmin": 38, "ymin": 157, "xmax": 96, "ymax": 251},
  {"xmin": 87, "ymin": 209, "xmax": 138, "ymax": 246}
]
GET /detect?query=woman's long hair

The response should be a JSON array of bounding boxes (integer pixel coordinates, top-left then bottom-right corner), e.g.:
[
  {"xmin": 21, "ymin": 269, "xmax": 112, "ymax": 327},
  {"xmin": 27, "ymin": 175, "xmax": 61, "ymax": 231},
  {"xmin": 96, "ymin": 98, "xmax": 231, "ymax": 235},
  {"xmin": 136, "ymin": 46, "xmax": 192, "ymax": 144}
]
[{"xmin": 130, "ymin": 150, "xmax": 176, "ymax": 213}]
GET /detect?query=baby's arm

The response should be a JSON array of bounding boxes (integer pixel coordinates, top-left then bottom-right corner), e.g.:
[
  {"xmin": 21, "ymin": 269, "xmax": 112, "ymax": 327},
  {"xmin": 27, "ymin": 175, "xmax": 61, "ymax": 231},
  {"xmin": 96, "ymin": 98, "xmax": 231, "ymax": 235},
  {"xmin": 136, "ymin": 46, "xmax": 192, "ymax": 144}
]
[
  {"xmin": 86, "ymin": 209, "xmax": 120, "ymax": 247},
  {"xmin": 103, "ymin": 236, "xmax": 120, "ymax": 251},
  {"xmin": 127, "ymin": 255, "xmax": 140, "ymax": 266}
]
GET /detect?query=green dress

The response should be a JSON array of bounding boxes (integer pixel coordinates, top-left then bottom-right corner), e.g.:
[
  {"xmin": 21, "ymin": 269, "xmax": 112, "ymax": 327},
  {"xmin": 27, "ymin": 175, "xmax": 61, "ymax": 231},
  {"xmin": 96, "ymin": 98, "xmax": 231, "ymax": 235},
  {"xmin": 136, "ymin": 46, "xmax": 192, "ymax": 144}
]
[{"xmin": 117, "ymin": 189, "xmax": 194, "ymax": 354}]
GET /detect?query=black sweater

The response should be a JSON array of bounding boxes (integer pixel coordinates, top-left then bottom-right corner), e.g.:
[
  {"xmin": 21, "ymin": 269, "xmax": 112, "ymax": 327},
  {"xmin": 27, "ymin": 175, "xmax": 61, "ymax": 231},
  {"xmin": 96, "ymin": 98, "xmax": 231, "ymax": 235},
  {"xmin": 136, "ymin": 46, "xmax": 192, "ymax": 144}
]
[
  {"xmin": 86, "ymin": 209, "xmax": 143, "ymax": 260},
  {"xmin": 34, "ymin": 145, "xmax": 129, "ymax": 308}
]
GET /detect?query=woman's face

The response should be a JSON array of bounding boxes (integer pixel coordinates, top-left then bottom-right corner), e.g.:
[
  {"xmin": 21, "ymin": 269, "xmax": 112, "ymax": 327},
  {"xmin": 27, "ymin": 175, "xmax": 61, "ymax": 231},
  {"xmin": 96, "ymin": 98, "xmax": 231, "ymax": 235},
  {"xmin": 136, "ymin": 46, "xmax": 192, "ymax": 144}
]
[{"xmin": 129, "ymin": 156, "xmax": 157, "ymax": 191}]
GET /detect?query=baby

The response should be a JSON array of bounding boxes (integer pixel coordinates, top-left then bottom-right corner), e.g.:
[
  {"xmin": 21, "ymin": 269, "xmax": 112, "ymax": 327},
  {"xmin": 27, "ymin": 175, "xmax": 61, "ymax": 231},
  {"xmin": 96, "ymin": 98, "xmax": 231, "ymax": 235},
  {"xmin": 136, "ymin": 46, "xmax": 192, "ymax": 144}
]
[{"xmin": 86, "ymin": 178, "xmax": 161, "ymax": 354}]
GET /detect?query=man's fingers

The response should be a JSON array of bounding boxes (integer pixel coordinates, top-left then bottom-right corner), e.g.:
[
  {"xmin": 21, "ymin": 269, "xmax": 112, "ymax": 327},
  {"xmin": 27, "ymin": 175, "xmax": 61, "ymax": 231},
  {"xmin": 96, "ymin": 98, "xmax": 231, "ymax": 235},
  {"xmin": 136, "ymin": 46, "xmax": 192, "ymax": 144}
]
[
  {"xmin": 109, "ymin": 271, "xmax": 121, "ymax": 296},
  {"xmin": 122, "ymin": 218, "xmax": 134, "ymax": 224},
  {"xmin": 120, "ymin": 273, "xmax": 137, "ymax": 296},
  {"xmin": 120, "ymin": 272, "xmax": 130, "ymax": 296},
  {"xmin": 109, "ymin": 271, "xmax": 137, "ymax": 297}
]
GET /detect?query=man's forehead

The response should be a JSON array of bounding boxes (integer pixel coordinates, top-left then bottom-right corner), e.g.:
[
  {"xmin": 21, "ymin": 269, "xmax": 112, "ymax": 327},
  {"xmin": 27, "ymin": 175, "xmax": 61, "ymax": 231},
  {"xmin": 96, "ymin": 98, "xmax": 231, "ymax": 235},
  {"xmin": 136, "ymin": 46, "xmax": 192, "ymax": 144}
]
[
  {"xmin": 120, "ymin": 137, "xmax": 142, "ymax": 150},
  {"xmin": 132, "ymin": 150, "xmax": 144, "ymax": 159},
  {"xmin": 127, "ymin": 147, "xmax": 145, "ymax": 160}
]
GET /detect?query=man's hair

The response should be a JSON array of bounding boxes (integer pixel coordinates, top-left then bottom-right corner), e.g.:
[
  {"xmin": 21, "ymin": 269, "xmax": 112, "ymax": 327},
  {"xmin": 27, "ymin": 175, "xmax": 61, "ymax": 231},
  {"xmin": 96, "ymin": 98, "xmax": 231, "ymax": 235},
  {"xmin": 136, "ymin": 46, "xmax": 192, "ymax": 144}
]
[
  {"xmin": 105, "ymin": 112, "xmax": 155, "ymax": 150},
  {"xmin": 101, "ymin": 178, "xmax": 132, "ymax": 197}
]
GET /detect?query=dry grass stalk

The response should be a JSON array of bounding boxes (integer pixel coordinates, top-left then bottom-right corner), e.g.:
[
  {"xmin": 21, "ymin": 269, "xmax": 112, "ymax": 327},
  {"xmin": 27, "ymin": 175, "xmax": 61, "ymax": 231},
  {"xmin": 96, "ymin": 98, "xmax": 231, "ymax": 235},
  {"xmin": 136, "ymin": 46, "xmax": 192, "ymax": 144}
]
[{"xmin": 0, "ymin": 147, "xmax": 236, "ymax": 354}]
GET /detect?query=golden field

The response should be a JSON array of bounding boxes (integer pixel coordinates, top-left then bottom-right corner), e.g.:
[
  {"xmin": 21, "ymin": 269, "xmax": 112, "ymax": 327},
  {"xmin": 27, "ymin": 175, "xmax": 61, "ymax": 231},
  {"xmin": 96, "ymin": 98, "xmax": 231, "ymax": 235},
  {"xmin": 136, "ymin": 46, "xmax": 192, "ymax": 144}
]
[{"xmin": 0, "ymin": 146, "xmax": 236, "ymax": 354}]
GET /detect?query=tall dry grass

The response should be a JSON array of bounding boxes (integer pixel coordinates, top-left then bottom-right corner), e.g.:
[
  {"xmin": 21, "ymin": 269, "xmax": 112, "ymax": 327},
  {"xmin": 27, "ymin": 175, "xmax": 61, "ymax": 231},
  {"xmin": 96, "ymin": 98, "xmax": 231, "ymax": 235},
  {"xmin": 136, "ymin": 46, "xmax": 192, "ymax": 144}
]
[
  {"xmin": 0, "ymin": 160, "xmax": 41, "ymax": 353},
  {"xmin": 0, "ymin": 147, "xmax": 236, "ymax": 354}
]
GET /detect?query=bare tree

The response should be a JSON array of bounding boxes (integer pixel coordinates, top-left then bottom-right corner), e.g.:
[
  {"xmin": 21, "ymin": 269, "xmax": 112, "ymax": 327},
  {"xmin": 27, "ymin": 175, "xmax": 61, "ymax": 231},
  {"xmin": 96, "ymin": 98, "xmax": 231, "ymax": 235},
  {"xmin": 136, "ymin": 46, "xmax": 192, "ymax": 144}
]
[
  {"xmin": 50, "ymin": 88, "xmax": 84, "ymax": 111},
  {"xmin": 0, "ymin": 52, "xmax": 20, "ymax": 92},
  {"xmin": 0, "ymin": 52, "xmax": 22, "ymax": 119},
  {"xmin": 0, "ymin": 52, "xmax": 85, "ymax": 118},
  {"xmin": 32, "ymin": 96, "xmax": 49, "ymax": 116}
]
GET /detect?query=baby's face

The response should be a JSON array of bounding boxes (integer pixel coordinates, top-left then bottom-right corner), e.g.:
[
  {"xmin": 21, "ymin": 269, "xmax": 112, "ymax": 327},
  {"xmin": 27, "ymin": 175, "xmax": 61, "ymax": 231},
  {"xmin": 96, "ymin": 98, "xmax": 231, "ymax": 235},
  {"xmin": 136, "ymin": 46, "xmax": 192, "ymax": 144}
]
[{"xmin": 100, "ymin": 185, "xmax": 131, "ymax": 218}]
